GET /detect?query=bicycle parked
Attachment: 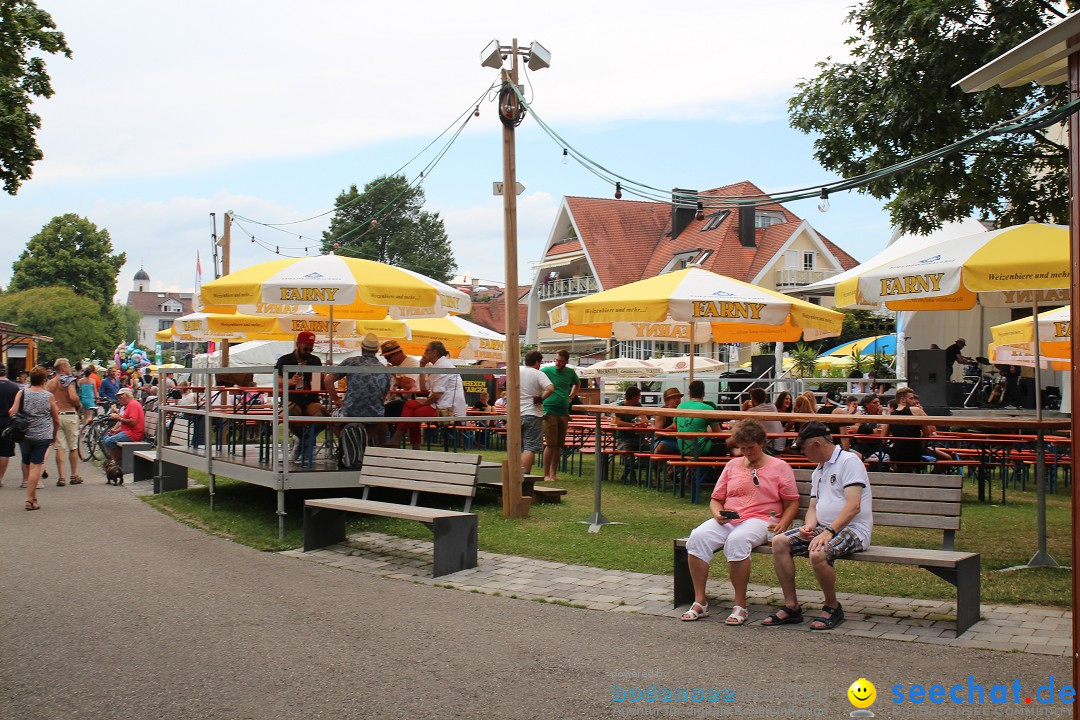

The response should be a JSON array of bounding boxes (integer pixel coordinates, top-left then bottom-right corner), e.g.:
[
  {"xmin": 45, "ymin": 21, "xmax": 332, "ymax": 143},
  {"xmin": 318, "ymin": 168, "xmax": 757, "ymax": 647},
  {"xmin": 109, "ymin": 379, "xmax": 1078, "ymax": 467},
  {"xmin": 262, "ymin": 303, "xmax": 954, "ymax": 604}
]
[{"xmin": 77, "ymin": 409, "xmax": 114, "ymax": 462}]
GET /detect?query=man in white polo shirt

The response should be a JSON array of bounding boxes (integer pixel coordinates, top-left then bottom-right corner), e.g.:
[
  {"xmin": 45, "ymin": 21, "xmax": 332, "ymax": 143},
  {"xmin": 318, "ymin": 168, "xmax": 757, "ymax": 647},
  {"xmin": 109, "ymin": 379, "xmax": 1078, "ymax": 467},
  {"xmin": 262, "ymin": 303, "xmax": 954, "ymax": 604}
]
[{"xmin": 762, "ymin": 421, "xmax": 873, "ymax": 631}]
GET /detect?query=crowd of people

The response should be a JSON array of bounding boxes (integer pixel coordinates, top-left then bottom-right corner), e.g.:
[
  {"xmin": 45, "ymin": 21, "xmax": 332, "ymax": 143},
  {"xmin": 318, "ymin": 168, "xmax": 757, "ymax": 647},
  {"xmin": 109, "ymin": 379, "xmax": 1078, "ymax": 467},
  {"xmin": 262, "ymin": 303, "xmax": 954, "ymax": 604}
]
[{"xmin": 0, "ymin": 357, "xmax": 150, "ymax": 510}]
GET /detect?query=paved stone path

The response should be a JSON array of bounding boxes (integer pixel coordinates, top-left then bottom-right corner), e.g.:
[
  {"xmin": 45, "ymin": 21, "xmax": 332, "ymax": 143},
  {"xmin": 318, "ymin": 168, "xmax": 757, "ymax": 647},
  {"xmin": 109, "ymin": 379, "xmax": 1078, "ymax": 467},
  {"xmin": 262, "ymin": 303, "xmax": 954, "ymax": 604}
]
[{"xmin": 283, "ymin": 531, "xmax": 1072, "ymax": 656}]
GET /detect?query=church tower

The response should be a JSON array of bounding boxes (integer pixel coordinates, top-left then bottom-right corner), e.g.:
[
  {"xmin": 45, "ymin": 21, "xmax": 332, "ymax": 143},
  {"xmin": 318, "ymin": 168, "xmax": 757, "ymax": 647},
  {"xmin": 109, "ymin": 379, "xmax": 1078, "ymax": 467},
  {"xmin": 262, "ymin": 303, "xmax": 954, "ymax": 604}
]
[{"xmin": 133, "ymin": 266, "xmax": 149, "ymax": 292}]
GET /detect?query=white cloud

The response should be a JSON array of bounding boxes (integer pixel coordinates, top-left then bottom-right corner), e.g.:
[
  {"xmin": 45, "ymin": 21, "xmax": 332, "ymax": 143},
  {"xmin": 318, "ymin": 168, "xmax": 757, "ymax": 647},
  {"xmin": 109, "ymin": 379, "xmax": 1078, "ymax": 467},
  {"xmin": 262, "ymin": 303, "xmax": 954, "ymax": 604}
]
[{"xmin": 31, "ymin": 0, "xmax": 855, "ymax": 183}]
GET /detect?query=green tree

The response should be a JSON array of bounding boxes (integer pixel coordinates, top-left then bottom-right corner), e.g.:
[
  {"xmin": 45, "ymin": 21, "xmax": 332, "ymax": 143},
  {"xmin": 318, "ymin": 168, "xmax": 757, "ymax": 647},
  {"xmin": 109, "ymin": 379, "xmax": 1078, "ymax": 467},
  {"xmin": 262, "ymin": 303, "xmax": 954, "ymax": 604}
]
[
  {"xmin": 0, "ymin": 286, "xmax": 115, "ymax": 360},
  {"xmin": 321, "ymin": 174, "xmax": 457, "ymax": 282},
  {"xmin": 789, "ymin": 1, "xmax": 1072, "ymax": 234},
  {"xmin": 109, "ymin": 303, "xmax": 142, "ymax": 342},
  {"xmin": 0, "ymin": 1, "xmax": 71, "ymax": 194},
  {"xmin": 9, "ymin": 214, "xmax": 126, "ymax": 307}
]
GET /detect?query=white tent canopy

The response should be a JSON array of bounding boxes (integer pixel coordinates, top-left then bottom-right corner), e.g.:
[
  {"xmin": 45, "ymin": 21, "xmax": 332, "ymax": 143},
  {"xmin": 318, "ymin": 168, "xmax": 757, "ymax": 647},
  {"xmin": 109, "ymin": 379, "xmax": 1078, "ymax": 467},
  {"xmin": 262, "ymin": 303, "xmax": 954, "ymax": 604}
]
[{"xmin": 190, "ymin": 340, "xmax": 366, "ymax": 386}]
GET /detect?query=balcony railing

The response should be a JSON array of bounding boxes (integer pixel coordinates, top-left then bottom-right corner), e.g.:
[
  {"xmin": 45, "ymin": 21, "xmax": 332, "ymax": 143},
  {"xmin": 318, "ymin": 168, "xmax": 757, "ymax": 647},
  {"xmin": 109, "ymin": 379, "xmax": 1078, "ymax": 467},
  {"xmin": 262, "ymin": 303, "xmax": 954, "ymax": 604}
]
[
  {"xmin": 537, "ymin": 275, "xmax": 599, "ymax": 300},
  {"xmin": 775, "ymin": 267, "xmax": 838, "ymax": 288}
]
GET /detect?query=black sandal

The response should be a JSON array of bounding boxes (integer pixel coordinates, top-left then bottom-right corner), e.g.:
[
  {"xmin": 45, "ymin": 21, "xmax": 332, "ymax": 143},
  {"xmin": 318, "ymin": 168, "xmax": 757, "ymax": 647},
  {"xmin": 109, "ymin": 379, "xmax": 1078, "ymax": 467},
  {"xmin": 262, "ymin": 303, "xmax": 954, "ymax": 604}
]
[
  {"xmin": 761, "ymin": 605, "xmax": 803, "ymax": 626},
  {"xmin": 809, "ymin": 604, "xmax": 845, "ymax": 630}
]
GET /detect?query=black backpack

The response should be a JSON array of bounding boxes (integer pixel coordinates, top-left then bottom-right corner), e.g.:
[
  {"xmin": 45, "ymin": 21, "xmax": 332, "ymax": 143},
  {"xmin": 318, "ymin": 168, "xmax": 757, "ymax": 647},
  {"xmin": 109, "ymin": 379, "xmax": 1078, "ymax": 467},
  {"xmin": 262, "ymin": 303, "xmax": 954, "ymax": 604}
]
[{"xmin": 336, "ymin": 423, "xmax": 368, "ymax": 470}]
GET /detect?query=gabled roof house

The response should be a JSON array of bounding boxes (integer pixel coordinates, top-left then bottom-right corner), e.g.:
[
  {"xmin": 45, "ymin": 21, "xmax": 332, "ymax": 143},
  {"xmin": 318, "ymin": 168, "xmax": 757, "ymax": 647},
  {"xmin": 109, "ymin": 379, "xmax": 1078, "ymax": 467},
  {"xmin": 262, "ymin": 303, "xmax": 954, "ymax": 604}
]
[{"xmin": 527, "ymin": 181, "xmax": 860, "ymax": 358}]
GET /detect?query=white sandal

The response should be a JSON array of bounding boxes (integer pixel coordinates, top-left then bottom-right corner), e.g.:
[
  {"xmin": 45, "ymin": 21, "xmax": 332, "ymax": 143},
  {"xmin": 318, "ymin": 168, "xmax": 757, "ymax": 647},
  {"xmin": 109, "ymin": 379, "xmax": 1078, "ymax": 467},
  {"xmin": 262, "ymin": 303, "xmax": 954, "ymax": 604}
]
[
  {"xmin": 680, "ymin": 601, "xmax": 709, "ymax": 621},
  {"xmin": 725, "ymin": 605, "xmax": 749, "ymax": 626}
]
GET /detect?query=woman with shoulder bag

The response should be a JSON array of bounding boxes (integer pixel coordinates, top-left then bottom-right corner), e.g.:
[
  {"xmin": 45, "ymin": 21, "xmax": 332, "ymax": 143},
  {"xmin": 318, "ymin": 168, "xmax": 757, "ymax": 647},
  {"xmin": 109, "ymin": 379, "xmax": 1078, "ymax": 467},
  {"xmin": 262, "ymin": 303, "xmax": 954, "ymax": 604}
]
[{"xmin": 11, "ymin": 366, "xmax": 59, "ymax": 511}]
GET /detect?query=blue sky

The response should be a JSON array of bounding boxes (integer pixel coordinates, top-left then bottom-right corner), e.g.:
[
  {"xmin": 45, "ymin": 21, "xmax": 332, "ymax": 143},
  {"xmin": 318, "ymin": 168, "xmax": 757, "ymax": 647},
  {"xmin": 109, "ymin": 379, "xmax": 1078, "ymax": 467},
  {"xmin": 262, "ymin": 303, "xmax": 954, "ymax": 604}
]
[{"xmin": 0, "ymin": 1, "xmax": 900, "ymax": 299}]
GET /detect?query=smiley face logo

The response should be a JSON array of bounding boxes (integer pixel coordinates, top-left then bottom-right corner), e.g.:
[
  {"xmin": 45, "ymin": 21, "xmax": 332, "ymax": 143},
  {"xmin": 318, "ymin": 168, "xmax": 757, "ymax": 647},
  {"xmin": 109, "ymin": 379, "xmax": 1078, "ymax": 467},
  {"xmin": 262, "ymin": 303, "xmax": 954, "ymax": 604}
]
[{"xmin": 848, "ymin": 678, "xmax": 876, "ymax": 709}]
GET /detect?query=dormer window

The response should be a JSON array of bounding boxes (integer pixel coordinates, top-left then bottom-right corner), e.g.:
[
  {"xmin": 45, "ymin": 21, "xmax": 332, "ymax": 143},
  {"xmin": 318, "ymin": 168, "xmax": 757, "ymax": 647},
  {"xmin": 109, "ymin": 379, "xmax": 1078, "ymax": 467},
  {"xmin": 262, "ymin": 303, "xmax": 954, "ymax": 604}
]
[
  {"xmin": 663, "ymin": 250, "xmax": 699, "ymax": 274},
  {"xmin": 754, "ymin": 210, "xmax": 786, "ymax": 229}
]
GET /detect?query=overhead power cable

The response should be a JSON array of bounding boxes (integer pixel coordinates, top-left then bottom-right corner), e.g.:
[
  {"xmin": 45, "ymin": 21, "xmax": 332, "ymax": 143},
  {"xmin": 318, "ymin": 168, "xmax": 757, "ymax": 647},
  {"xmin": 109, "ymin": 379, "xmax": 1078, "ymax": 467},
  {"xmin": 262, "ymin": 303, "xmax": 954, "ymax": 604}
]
[{"xmin": 510, "ymin": 81, "xmax": 1080, "ymax": 209}]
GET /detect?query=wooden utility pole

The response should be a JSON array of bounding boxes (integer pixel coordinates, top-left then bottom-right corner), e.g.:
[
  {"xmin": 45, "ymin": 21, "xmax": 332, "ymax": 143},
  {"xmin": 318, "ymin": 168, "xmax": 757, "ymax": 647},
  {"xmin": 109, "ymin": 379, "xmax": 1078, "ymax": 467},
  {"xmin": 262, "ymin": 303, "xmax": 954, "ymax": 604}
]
[
  {"xmin": 1068, "ymin": 46, "xmax": 1080, "ymax": 714},
  {"xmin": 500, "ymin": 39, "xmax": 528, "ymax": 518},
  {"xmin": 220, "ymin": 213, "xmax": 231, "ymax": 368}
]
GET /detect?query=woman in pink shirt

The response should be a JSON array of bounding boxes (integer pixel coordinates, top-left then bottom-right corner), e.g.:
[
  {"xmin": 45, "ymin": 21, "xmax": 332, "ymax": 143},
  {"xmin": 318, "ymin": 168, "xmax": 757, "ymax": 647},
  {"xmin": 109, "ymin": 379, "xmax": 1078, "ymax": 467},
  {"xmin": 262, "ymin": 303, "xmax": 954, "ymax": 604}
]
[{"xmin": 681, "ymin": 420, "xmax": 800, "ymax": 625}]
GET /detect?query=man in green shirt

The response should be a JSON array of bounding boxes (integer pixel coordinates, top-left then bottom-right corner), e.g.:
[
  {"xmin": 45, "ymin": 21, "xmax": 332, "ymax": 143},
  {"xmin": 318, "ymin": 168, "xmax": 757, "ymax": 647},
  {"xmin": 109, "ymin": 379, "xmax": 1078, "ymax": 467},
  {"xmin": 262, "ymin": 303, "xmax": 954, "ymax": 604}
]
[
  {"xmin": 676, "ymin": 380, "xmax": 721, "ymax": 487},
  {"xmin": 541, "ymin": 349, "xmax": 579, "ymax": 482}
]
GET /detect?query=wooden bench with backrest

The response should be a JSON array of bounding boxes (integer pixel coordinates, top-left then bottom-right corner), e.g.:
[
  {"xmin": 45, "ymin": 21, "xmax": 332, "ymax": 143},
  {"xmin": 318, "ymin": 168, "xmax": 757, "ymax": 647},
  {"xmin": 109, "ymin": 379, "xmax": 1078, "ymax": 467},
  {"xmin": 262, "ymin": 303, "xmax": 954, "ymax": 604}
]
[
  {"xmin": 303, "ymin": 446, "xmax": 482, "ymax": 577},
  {"xmin": 673, "ymin": 470, "xmax": 982, "ymax": 635}
]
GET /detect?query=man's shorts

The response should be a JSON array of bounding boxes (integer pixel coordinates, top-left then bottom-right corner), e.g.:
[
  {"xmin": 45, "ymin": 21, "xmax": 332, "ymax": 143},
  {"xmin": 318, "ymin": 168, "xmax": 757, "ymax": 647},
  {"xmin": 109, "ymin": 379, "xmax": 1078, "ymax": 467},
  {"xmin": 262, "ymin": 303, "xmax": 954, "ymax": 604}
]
[
  {"xmin": 779, "ymin": 525, "xmax": 865, "ymax": 565},
  {"xmin": 543, "ymin": 414, "xmax": 569, "ymax": 448},
  {"xmin": 0, "ymin": 421, "xmax": 15, "ymax": 458},
  {"xmin": 55, "ymin": 412, "xmax": 80, "ymax": 452},
  {"xmin": 522, "ymin": 415, "xmax": 543, "ymax": 453},
  {"xmin": 288, "ymin": 400, "xmax": 326, "ymax": 417}
]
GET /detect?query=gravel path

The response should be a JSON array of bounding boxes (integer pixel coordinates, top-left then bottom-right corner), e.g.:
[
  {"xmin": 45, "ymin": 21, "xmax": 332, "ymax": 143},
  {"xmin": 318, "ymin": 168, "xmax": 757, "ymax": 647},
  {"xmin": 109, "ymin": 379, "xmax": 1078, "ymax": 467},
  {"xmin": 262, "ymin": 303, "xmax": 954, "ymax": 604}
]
[{"xmin": 0, "ymin": 461, "xmax": 1069, "ymax": 719}]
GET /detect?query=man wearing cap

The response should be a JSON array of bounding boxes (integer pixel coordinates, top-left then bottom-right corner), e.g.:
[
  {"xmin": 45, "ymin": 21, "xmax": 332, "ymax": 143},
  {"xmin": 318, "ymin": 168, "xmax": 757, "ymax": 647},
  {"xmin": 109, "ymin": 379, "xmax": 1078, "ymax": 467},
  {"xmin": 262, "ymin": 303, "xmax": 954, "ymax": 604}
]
[
  {"xmin": 945, "ymin": 338, "xmax": 970, "ymax": 383},
  {"xmin": 324, "ymin": 334, "xmax": 391, "ymax": 443},
  {"xmin": 520, "ymin": 350, "xmax": 553, "ymax": 472},
  {"xmin": 380, "ymin": 339, "xmax": 421, "ymax": 422},
  {"xmin": 101, "ymin": 387, "xmax": 146, "ymax": 483},
  {"xmin": 763, "ymin": 421, "xmax": 873, "ymax": 630},
  {"xmin": 275, "ymin": 331, "xmax": 329, "ymax": 426}
]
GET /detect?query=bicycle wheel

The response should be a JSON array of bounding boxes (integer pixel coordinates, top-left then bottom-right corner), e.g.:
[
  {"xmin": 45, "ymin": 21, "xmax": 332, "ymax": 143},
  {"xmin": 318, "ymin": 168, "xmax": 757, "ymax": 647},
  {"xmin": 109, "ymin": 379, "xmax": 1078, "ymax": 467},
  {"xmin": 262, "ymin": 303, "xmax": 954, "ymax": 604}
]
[{"xmin": 78, "ymin": 423, "xmax": 96, "ymax": 462}]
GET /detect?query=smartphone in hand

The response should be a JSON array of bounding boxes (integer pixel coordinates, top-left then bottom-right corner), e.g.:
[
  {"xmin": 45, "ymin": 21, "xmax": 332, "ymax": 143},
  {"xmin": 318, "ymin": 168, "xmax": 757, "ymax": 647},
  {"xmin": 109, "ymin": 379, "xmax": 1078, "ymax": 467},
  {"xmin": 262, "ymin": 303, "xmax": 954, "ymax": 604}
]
[{"xmin": 718, "ymin": 510, "xmax": 740, "ymax": 519}]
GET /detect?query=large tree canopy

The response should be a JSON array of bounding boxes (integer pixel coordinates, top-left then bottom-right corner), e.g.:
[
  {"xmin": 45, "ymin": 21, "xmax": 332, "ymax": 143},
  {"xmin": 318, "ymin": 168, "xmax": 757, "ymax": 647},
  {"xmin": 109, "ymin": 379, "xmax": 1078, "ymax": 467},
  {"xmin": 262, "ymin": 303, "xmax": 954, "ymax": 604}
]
[
  {"xmin": 789, "ymin": 1, "xmax": 1073, "ymax": 235},
  {"xmin": 0, "ymin": 1, "xmax": 71, "ymax": 194},
  {"xmin": 0, "ymin": 286, "xmax": 116, "ymax": 361},
  {"xmin": 10, "ymin": 213, "xmax": 126, "ymax": 307},
  {"xmin": 321, "ymin": 174, "xmax": 457, "ymax": 283}
]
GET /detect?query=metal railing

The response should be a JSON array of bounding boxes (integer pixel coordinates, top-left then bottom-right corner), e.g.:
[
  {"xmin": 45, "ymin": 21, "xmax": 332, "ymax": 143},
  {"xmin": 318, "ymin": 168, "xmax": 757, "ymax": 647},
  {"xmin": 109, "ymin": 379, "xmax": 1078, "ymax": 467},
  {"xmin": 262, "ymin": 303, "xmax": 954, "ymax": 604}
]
[
  {"xmin": 774, "ymin": 267, "xmax": 839, "ymax": 288},
  {"xmin": 536, "ymin": 275, "xmax": 598, "ymax": 300}
]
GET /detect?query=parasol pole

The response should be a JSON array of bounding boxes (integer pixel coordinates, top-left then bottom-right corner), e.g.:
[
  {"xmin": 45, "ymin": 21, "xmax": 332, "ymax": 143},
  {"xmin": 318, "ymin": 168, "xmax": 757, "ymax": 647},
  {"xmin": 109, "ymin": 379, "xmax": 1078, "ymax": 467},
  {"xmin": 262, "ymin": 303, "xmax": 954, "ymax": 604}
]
[
  {"xmin": 1028, "ymin": 299, "xmax": 1058, "ymax": 567},
  {"xmin": 688, "ymin": 322, "xmax": 695, "ymax": 383}
]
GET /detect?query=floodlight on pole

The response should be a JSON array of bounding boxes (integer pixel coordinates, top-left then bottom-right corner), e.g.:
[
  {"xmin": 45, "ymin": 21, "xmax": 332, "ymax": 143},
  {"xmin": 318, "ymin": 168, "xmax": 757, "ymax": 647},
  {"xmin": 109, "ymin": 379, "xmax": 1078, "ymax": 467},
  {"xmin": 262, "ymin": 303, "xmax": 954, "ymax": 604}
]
[
  {"xmin": 481, "ymin": 39, "xmax": 504, "ymax": 69},
  {"xmin": 527, "ymin": 41, "xmax": 551, "ymax": 71}
]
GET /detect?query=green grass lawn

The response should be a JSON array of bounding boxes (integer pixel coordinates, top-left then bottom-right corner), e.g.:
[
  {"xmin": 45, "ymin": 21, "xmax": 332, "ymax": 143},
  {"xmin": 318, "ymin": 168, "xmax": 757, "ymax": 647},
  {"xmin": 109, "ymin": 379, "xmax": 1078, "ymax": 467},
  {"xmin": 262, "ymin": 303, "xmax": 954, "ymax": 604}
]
[{"xmin": 143, "ymin": 447, "xmax": 1074, "ymax": 607}]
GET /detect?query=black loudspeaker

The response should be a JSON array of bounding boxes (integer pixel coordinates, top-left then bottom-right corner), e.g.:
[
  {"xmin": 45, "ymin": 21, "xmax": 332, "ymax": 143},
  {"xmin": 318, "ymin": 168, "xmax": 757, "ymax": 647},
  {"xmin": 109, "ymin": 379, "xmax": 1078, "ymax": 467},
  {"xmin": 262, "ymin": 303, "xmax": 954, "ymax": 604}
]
[
  {"xmin": 907, "ymin": 349, "xmax": 948, "ymax": 407},
  {"xmin": 1017, "ymin": 378, "xmax": 1037, "ymax": 409},
  {"xmin": 751, "ymin": 354, "xmax": 775, "ymax": 379}
]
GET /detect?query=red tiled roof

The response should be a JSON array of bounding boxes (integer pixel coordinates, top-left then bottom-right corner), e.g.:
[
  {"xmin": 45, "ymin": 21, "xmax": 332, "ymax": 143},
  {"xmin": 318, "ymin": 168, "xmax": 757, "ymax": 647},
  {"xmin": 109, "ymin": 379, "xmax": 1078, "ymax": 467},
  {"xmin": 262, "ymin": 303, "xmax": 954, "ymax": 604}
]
[
  {"xmin": 560, "ymin": 181, "xmax": 859, "ymax": 290},
  {"xmin": 562, "ymin": 197, "xmax": 671, "ymax": 288},
  {"xmin": 469, "ymin": 300, "xmax": 528, "ymax": 335},
  {"xmin": 126, "ymin": 292, "xmax": 193, "ymax": 316}
]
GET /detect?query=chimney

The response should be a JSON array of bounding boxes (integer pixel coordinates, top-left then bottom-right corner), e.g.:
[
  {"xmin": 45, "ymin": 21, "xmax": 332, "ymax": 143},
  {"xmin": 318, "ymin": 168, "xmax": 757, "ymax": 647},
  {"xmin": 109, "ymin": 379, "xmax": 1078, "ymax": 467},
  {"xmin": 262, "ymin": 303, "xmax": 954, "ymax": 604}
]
[
  {"xmin": 738, "ymin": 205, "xmax": 756, "ymax": 247},
  {"xmin": 670, "ymin": 188, "xmax": 698, "ymax": 240}
]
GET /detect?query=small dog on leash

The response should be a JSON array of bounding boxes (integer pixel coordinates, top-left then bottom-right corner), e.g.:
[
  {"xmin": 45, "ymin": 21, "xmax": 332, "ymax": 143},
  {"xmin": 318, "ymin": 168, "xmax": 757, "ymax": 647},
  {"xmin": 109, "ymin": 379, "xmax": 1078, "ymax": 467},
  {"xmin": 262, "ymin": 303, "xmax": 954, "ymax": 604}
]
[{"xmin": 103, "ymin": 459, "xmax": 124, "ymax": 485}]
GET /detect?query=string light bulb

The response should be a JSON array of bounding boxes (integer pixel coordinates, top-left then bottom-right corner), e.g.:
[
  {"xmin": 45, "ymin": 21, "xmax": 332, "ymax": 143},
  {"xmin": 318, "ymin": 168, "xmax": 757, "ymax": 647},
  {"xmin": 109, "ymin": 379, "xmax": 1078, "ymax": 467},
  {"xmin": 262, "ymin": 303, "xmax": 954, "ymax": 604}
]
[
  {"xmin": 817, "ymin": 188, "xmax": 830, "ymax": 213},
  {"xmin": 370, "ymin": 219, "xmax": 378, "ymax": 228},
  {"xmin": 614, "ymin": 182, "xmax": 622, "ymax": 200},
  {"xmin": 562, "ymin": 148, "xmax": 568, "ymax": 164},
  {"xmin": 474, "ymin": 106, "xmax": 480, "ymax": 117},
  {"xmin": 695, "ymin": 202, "xmax": 705, "ymax": 221}
]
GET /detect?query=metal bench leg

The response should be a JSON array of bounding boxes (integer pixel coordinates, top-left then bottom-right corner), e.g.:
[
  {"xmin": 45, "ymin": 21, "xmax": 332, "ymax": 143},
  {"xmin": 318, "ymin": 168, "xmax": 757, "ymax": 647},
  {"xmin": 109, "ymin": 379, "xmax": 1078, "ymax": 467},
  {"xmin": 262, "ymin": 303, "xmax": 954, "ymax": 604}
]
[
  {"xmin": 430, "ymin": 515, "xmax": 478, "ymax": 577},
  {"xmin": 673, "ymin": 541, "xmax": 694, "ymax": 608},
  {"xmin": 303, "ymin": 506, "xmax": 347, "ymax": 552}
]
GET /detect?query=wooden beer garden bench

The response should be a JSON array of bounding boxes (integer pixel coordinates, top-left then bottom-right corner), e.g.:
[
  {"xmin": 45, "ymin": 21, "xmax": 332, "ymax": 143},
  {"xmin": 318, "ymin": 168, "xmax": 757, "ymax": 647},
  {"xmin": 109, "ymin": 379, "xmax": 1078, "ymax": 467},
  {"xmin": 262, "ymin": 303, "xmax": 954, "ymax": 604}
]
[
  {"xmin": 303, "ymin": 446, "xmax": 483, "ymax": 577},
  {"xmin": 673, "ymin": 470, "xmax": 982, "ymax": 635}
]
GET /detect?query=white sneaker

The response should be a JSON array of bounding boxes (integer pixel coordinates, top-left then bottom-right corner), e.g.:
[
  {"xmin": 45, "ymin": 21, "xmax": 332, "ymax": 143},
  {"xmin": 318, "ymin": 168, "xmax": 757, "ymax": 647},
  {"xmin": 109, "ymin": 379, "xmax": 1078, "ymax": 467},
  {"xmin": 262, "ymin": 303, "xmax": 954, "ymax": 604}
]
[{"xmin": 36, "ymin": 482, "xmax": 44, "ymax": 489}]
